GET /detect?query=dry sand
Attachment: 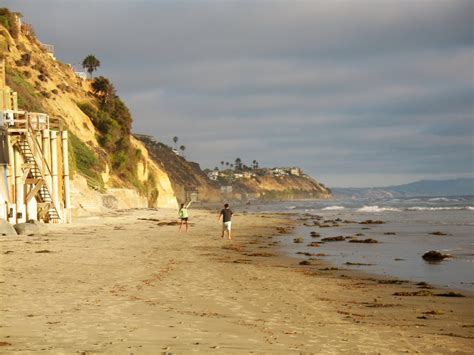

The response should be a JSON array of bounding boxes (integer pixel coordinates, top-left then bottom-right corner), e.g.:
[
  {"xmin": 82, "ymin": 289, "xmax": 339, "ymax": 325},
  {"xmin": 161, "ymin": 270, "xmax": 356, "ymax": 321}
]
[{"xmin": 0, "ymin": 208, "xmax": 472, "ymax": 353}]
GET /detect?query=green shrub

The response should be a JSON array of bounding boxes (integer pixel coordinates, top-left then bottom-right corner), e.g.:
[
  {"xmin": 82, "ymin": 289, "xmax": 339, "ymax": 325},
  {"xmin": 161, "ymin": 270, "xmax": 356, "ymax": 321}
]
[
  {"xmin": 0, "ymin": 8, "xmax": 13, "ymax": 33},
  {"xmin": 68, "ymin": 132, "xmax": 104, "ymax": 189},
  {"xmin": 0, "ymin": 8, "xmax": 20, "ymax": 39},
  {"xmin": 77, "ymin": 102, "xmax": 97, "ymax": 121},
  {"xmin": 5, "ymin": 67, "xmax": 43, "ymax": 112},
  {"xmin": 77, "ymin": 76, "xmax": 145, "ymax": 193}
]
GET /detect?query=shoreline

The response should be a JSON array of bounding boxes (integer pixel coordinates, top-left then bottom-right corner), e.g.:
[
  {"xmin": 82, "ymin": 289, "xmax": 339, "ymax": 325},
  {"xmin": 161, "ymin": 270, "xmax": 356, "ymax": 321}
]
[
  {"xmin": 0, "ymin": 208, "xmax": 472, "ymax": 352},
  {"xmin": 245, "ymin": 203, "xmax": 474, "ymax": 293},
  {"xmin": 263, "ymin": 213, "xmax": 474, "ymax": 296},
  {"xmin": 270, "ymin": 213, "xmax": 474, "ymax": 295}
]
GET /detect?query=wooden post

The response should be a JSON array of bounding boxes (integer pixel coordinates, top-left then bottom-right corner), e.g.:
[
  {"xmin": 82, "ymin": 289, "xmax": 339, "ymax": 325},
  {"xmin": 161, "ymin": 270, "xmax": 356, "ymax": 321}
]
[
  {"xmin": 61, "ymin": 130, "xmax": 71, "ymax": 223},
  {"xmin": 6, "ymin": 135, "xmax": 14, "ymax": 203},
  {"xmin": 41, "ymin": 129, "xmax": 51, "ymax": 187},
  {"xmin": 14, "ymin": 147, "xmax": 25, "ymax": 223},
  {"xmin": 26, "ymin": 192, "xmax": 37, "ymax": 221},
  {"xmin": 50, "ymin": 131, "xmax": 60, "ymax": 220}
]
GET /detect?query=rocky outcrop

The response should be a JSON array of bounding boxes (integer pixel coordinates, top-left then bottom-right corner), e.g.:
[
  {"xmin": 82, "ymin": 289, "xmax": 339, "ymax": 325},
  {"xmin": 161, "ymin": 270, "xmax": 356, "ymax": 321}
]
[
  {"xmin": 14, "ymin": 220, "xmax": 47, "ymax": 236},
  {"xmin": 422, "ymin": 250, "xmax": 450, "ymax": 262},
  {"xmin": 135, "ymin": 135, "xmax": 221, "ymax": 203},
  {"xmin": 131, "ymin": 137, "xmax": 178, "ymax": 208}
]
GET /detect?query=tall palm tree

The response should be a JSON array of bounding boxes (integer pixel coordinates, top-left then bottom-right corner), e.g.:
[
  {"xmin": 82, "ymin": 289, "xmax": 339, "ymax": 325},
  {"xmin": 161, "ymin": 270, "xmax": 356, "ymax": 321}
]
[
  {"xmin": 180, "ymin": 145, "xmax": 186, "ymax": 157},
  {"xmin": 235, "ymin": 158, "xmax": 242, "ymax": 171},
  {"xmin": 173, "ymin": 136, "xmax": 178, "ymax": 150},
  {"xmin": 221, "ymin": 161, "xmax": 224, "ymax": 170},
  {"xmin": 82, "ymin": 54, "xmax": 101, "ymax": 79}
]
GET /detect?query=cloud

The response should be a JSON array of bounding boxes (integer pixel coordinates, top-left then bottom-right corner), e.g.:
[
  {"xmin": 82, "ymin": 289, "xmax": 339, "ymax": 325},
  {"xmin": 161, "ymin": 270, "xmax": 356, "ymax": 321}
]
[{"xmin": 4, "ymin": 0, "xmax": 474, "ymax": 187}]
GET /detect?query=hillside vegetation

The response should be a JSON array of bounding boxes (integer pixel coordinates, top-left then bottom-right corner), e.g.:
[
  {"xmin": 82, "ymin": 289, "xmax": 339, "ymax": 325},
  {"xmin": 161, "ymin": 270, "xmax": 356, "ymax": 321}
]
[{"xmin": 0, "ymin": 10, "xmax": 177, "ymax": 209}]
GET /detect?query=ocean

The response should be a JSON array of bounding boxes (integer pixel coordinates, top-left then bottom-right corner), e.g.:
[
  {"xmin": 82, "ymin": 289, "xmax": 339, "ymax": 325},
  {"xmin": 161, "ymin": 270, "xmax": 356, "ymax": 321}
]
[{"xmin": 247, "ymin": 196, "xmax": 474, "ymax": 291}]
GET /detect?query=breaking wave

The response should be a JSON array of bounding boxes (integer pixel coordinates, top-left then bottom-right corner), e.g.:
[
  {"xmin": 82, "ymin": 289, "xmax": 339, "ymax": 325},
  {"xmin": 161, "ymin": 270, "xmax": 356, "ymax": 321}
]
[
  {"xmin": 322, "ymin": 206, "xmax": 345, "ymax": 210},
  {"xmin": 428, "ymin": 197, "xmax": 460, "ymax": 202},
  {"xmin": 407, "ymin": 206, "xmax": 474, "ymax": 211},
  {"xmin": 357, "ymin": 206, "xmax": 402, "ymax": 212}
]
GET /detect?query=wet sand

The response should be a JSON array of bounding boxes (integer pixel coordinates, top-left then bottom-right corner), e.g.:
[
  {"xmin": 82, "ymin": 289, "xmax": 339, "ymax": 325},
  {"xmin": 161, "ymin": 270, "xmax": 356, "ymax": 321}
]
[{"xmin": 0, "ymin": 208, "xmax": 472, "ymax": 353}]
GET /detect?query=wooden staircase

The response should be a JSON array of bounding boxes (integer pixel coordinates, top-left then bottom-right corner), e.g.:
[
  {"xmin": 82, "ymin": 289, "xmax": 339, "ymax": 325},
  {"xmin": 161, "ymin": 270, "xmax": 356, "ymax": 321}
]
[{"xmin": 16, "ymin": 129, "xmax": 61, "ymax": 222}]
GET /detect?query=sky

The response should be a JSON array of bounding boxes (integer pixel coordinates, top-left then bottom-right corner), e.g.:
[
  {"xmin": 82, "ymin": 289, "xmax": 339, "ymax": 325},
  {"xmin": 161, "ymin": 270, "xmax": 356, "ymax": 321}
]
[{"xmin": 4, "ymin": 0, "xmax": 474, "ymax": 187}]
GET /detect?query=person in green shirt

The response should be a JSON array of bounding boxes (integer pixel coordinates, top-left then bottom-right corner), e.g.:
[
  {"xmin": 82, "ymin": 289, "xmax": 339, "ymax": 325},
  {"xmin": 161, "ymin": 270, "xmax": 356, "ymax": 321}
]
[{"xmin": 178, "ymin": 201, "xmax": 192, "ymax": 232}]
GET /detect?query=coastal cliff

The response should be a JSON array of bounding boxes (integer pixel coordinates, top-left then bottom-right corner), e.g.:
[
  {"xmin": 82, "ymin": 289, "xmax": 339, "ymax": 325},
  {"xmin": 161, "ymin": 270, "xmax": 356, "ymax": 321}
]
[
  {"xmin": 0, "ymin": 10, "xmax": 331, "ymax": 209},
  {"xmin": 135, "ymin": 135, "xmax": 222, "ymax": 203},
  {"xmin": 0, "ymin": 12, "xmax": 179, "ymax": 211},
  {"xmin": 232, "ymin": 174, "xmax": 331, "ymax": 200},
  {"xmin": 207, "ymin": 166, "xmax": 331, "ymax": 201}
]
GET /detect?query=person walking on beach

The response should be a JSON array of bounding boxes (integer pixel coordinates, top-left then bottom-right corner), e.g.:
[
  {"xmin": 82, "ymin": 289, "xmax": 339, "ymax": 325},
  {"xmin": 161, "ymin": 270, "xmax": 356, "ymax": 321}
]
[
  {"xmin": 218, "ymin": 203, "xmax": 233, "ymax": 240},
  {"xmin": 178, "ymin": 201, "xmax": 192, "ymax": 232}
]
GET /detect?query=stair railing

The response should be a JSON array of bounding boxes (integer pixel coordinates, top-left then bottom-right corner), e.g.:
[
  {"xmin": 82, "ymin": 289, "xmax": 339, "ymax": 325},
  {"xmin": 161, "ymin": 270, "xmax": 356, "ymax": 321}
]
[{"xmin": 23, "ymin": 120, "xmax": 62, "ymax": 221}]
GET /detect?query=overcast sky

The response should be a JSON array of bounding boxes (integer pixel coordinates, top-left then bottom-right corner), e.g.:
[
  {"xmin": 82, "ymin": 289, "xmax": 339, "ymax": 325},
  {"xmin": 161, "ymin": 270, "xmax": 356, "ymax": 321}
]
[{"xmin": 4, "ymin": 0, "xmax": 473, "ymax": 187}]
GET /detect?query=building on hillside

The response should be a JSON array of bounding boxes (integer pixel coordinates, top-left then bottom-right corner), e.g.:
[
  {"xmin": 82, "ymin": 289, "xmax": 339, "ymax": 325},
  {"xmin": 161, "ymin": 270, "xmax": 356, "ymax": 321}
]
[
  {"xmin": 289, "ymin": 167, "xmax": 302, "ymax": 176},
  {"xmin": 208, "ymin": 170, "xmax": 219, "ymax": 181},
  {"xmin": 40, "ymin": 42, "xmax": 55, "ymax": 59},
  {"xmin": 75, "ymin": 71, "xmax": 87, "ymax": 80},
  {"xmin": 0, "ymin": 59, "xmax": 71, "ymax": 224},
  {"xmin": 272, "ymin": 168, "xmax": 288, "ymax": 177}
]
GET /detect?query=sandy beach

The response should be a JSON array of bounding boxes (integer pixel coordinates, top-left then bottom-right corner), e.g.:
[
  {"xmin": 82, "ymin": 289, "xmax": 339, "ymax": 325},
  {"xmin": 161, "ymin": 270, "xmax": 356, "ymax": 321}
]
[{"xmin": 0, "ymin": 208, "xmax": 473, "ymax": 353}]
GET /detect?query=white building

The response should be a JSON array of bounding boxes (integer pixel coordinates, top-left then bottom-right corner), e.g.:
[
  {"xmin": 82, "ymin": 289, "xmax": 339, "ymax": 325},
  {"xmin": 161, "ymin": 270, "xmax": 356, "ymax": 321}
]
[
  {"xmin": 290, "ymin": 167, "xmax": 301, "ymax": 176},
  {"xmin": 208, "ymin": 170, "xmax": 219, "ymax": 181}
]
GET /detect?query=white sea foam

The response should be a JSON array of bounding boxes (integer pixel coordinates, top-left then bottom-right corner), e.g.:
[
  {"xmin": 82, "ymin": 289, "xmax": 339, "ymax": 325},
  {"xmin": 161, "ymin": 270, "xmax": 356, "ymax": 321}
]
[
  {"xmin": 429, "ymin": 197, "xmax": 458, "ymax": 202},
  {"xmin": 322, "ymin": 206, "xmax": 345, "ymax": 210},
  {"xmin": 287, "ymin": 206, "xmax": 297, "ymax": 210},
  {"xmin": 408, "ymin": 206, "xmax": 474, "ymax": 211},
  {"xmin": 357, "ymin": 205, "xmax": 401, "ymax": 212}
]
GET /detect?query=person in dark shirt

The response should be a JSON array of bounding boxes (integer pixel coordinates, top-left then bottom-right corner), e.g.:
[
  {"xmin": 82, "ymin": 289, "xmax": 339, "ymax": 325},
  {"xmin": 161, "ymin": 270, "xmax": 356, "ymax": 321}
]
[{"xmin": 218, "ymin": 203, "xmax": 233, "ymax": 240}]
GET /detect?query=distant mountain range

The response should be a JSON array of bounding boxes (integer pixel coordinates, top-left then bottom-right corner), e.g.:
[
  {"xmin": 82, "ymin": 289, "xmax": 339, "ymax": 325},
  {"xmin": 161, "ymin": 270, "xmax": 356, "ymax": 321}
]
[{"xmin": 332, "ymin": 178, "xmax": 474, "ymax": 199}]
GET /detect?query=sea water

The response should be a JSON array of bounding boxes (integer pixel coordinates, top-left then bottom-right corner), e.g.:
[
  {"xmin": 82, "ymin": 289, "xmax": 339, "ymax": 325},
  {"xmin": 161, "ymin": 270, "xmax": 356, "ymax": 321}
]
[{"xmin": 247, "ymin": 196, "xmax": 474, "ymax": 291}]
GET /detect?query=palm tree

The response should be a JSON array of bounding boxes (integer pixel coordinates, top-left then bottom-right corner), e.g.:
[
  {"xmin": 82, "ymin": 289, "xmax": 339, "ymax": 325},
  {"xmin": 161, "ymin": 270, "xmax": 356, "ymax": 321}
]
[
  {"xmin": 173, "ymin": 136, "xmax": 178, "ymax": 150},
  {"xmin": 91, "ymin": 76, "xmax": 114, "ymax": 104},
  {"xmin": 82, "ymin": 54, "xmax": 101, "ymax": 79},
  {"xmin": 235, "ymin": 158, "xmax": 242, "ymax": 171},
  {"xmin": 226, "ymin": 162, "xmax": 230, "ymax": 169},
  {"xmin": 221, "ymin": 161, "xmax": 225, "ymax": 170},
  {"xmin": 180, "ymin": 145, "xmax": 186, "ymax": 157}
]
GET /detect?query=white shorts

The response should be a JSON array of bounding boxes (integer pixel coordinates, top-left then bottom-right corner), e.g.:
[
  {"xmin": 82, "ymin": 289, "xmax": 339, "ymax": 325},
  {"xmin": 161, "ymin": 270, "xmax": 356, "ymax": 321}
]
[{"xmin": 223, "ymin": 221, "xmax": 232, "ymax": 231}]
